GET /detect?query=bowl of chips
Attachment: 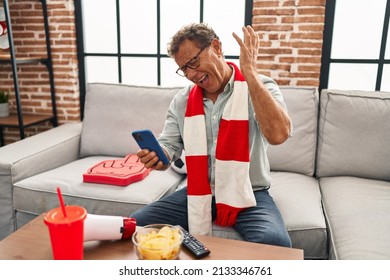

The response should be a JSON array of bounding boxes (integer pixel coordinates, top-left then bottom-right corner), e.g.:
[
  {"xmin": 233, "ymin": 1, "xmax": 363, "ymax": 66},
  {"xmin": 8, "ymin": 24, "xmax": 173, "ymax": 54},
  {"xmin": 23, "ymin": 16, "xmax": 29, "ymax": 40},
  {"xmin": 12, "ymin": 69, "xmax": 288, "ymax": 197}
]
[{"xmin": 132, "ymin": 224, "xmax": 183, "ymax": 260}]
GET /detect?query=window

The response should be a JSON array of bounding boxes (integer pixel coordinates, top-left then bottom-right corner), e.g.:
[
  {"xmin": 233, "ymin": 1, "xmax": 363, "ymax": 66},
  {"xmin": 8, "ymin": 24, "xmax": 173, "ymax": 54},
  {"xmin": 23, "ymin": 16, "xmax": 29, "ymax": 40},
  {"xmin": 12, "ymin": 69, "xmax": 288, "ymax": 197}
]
[
  {"xmin": 75, "ymin": 0, "xmax": 253, "ymax": 118},
  {"xmin": 320, "ymin": 0, "xmax": 390, "ymax": 92}
]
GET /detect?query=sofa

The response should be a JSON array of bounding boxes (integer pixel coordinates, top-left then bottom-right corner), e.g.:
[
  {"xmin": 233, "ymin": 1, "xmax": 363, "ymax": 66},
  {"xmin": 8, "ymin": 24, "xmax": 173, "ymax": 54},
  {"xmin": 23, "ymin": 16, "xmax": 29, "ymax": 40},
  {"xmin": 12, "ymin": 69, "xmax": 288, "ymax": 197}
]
[{"xmin": 0, "ymin": 82, "xmax": 389, "ymax": 260}]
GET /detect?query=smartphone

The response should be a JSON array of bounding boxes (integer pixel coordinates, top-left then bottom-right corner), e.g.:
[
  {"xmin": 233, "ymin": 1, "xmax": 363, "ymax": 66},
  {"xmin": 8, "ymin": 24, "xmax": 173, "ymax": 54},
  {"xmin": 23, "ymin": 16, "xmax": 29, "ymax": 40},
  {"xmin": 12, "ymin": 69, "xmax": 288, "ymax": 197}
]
[{"xmin": 131, "ymin": 129, "xmax": 170, "ymax": 165}]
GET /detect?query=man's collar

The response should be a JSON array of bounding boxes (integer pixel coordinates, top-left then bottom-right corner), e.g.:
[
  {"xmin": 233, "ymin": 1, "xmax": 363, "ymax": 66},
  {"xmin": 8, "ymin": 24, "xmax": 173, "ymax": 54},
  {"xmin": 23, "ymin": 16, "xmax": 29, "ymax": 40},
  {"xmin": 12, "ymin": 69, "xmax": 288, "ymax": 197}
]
[{"xmin": 223, "ymin": 64, "xmax": 235, "ymax": 93}]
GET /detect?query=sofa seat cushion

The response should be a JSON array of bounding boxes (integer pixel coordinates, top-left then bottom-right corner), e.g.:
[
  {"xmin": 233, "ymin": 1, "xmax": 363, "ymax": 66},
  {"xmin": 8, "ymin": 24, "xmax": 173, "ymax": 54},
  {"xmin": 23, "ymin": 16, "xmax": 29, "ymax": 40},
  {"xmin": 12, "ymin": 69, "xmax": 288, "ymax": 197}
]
[
  {"xmin": 13, "ymin": 156, "xmax": 184, "ymax": 222},
  {"xmin": 320, "ymin": 176, "xmax": 390, "ymax": 260},
  {"xmin": 269, "ymin": 171, "xmax": 327, "ymax": 259},
  {"xmin": 211, "ymin": 172, "xmax": 327, "ymax": 259},
  {"xmin": 212, "ymin": 224, "xmax": 243, "ymax": 240}
]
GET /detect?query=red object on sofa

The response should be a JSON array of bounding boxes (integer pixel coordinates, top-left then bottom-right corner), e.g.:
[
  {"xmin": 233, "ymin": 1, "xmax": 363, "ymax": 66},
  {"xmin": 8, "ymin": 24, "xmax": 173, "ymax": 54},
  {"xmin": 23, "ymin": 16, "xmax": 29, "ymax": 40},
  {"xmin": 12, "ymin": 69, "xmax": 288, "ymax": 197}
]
[{"xmin": 83, "ymin": 154, "xmax": 150, "ymax": 186}]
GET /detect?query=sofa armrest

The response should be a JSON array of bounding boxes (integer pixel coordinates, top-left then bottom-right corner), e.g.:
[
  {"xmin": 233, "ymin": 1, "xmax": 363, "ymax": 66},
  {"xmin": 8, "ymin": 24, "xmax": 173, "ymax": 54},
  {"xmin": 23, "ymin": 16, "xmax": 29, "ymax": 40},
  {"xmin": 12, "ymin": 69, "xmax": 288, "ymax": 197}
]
[
  {"xmin": 0, "ymin": 122, "xmax": 82, "ymax": 183},
  {"xmin": 0, "ymin": 122, "xmax": 82, "ymax": 239}
]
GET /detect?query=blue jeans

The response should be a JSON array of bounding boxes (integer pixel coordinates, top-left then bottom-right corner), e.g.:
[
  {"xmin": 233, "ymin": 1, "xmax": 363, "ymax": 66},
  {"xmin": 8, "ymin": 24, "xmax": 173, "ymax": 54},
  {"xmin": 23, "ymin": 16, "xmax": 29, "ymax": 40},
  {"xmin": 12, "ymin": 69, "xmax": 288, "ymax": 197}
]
[{"xmin": 131, "ymin": 187, "xmax": 292, "ymax": 247}]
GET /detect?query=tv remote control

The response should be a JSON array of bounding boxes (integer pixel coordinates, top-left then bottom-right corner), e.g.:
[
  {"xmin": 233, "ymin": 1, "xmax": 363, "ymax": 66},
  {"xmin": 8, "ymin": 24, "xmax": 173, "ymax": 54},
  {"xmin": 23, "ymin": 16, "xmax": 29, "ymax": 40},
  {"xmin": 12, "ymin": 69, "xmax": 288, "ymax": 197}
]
[{"xmin": 177, "ymin": 226, "xmax": 211, "ymax": 259}]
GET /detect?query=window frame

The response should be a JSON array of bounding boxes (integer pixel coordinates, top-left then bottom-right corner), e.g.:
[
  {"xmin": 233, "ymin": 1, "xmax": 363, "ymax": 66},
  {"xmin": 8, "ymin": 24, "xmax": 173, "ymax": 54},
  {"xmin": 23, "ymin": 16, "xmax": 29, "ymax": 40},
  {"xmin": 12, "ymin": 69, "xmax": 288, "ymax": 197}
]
[
  {"xmin": 320, "ymin": 0, "xmax": 390, "ymax": 92},
  {"xmin": 75, "ymin": 0, "xmax": 253, "ymax": 119}
]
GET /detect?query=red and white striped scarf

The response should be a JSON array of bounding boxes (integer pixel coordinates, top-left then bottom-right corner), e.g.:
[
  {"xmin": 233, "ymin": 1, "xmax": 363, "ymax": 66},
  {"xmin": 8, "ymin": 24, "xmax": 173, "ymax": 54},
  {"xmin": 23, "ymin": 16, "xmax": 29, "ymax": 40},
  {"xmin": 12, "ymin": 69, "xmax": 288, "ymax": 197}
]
[{"xmin": 183, "ymin": 62, "xmax": 256, "ymax": 235}]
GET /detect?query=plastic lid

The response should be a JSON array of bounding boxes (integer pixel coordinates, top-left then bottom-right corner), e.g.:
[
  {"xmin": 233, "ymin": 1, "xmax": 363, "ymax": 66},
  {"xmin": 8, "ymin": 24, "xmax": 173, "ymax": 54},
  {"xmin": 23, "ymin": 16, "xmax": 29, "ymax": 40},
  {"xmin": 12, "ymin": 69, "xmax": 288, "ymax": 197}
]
[{"xmin": 44, "ymin": 205, "xmax": 87, "ymax": 225}]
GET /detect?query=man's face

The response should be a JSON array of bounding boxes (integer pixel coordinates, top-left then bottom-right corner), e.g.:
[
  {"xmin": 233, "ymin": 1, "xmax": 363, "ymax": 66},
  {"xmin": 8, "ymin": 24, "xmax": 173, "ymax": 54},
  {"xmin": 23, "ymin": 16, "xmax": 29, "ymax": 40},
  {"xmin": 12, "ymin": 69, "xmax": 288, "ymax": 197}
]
[{"xmin": 174, "ymin": 39, "xmax": 227, "ymax": 95}]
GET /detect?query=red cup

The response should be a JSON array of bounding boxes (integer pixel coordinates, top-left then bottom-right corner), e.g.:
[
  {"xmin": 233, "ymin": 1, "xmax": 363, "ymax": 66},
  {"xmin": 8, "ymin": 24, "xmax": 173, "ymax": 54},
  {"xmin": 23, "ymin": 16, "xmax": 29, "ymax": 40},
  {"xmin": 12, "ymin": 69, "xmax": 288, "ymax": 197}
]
[{"xmin": 44, "ymin": 205, "xmax": 87, "ymax": 260}]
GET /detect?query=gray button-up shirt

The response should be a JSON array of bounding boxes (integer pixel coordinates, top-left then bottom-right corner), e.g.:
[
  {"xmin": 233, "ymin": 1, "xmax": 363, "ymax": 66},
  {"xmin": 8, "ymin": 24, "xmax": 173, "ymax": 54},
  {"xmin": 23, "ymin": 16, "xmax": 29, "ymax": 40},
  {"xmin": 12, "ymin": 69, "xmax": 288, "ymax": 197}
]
[{"xmin": 158, "ymin": 70, "xmax": 288, "ymax": 191}]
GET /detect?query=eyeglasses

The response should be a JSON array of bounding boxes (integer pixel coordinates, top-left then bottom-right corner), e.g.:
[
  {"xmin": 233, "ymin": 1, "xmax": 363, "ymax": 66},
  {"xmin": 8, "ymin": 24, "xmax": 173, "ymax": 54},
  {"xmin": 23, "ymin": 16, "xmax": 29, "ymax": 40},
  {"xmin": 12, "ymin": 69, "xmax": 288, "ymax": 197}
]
[{"xmin": 176, "ymin": 46, "xmax": 207, "ymax": 77}]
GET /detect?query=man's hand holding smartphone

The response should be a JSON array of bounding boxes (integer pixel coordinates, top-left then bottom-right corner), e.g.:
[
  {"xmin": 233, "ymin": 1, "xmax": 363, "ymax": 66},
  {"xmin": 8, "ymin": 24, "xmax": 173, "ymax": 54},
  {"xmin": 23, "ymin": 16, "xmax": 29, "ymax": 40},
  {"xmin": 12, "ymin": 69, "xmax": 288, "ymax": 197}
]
[
  {"xmin": 136, "ymin": 149, "xmax": 169, "ymax": 170},
  {"xmin": 132, "ymin": 129, "xmax": 170, "ymax": 170}
]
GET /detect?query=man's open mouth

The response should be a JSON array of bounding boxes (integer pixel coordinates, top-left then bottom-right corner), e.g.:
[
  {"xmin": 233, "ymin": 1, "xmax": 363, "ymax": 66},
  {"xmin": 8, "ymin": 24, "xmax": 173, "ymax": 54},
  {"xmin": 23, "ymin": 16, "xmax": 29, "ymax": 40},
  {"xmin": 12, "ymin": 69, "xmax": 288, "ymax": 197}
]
[{"xmin": 199, "ymin": 74, "xmax": 208, "ymax": 84}]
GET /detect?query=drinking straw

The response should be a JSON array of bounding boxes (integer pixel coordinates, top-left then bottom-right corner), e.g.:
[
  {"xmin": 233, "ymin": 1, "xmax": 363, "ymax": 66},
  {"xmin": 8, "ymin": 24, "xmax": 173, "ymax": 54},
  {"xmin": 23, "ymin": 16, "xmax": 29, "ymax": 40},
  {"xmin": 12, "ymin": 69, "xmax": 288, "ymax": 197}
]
[{"xmin": 56, "ymin": 187, "xmax": 67, "ymax": 218}]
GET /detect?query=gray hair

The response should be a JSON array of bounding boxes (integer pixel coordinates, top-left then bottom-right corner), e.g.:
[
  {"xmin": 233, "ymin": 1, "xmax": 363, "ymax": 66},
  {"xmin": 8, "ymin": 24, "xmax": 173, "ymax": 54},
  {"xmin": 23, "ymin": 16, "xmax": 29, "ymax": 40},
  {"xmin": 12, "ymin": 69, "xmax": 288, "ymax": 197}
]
[{"xmin": 167, "ymin": 23, "xmax": 220, "ymax": 57}]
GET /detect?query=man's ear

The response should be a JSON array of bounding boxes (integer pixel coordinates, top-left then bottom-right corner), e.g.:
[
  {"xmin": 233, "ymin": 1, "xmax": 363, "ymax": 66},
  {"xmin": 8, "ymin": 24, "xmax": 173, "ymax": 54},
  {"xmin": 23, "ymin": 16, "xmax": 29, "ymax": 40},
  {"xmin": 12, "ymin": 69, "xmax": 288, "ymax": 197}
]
[{"xmin": 211, "ymin": 38, "xmax": 223, "ymax": 56}]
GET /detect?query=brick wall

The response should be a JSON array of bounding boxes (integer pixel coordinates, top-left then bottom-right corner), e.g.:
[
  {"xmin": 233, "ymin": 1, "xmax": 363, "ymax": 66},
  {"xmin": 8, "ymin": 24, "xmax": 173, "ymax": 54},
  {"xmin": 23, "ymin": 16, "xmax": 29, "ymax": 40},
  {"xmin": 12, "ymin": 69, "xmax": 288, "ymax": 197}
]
[
  {"xmin": 0, "ymin": 0, "xmax": 326, "ymax": 145},
  {"xmin": 252, "ymin": 0, "xmax": 326, "ymax": 86},
  {"xmin": 0, "ymin": 0, "xmax": 79, "ymax": 145}
]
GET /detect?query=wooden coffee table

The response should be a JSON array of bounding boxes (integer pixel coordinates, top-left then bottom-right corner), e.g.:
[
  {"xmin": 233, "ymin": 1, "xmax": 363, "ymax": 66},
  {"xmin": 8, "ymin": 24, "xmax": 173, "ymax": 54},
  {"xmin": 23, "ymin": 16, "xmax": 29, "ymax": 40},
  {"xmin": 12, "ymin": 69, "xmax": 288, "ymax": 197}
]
[{"xmin": 0, "ymin": 214, "xmax": 303, "ymax": 260}]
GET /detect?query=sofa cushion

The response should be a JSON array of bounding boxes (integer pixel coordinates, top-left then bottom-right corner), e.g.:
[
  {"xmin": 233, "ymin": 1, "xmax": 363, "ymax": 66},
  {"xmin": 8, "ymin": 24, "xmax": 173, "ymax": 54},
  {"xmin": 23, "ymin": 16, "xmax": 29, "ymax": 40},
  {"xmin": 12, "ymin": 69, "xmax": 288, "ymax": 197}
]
[
  {"xmin": 267, "ymin": 86, "xmax": 319, "ymax": 176},
  {"xmin": 13, "ymin": 156, "xmax": 184, "ymax": 219},
  {"xmin": 316, "ymin": 89, "xmax": 390, "ymax": 180},
  {"xmin": 80, "ymin": 83, "xmax": 183, "ymax": 157},
  {"xmin": 320, "ymin": 176, "xmax": 390, "ymax": 259},
  {"xmin": 268, "ymin": 171, "xmax": 327, "ymax": 259}
]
